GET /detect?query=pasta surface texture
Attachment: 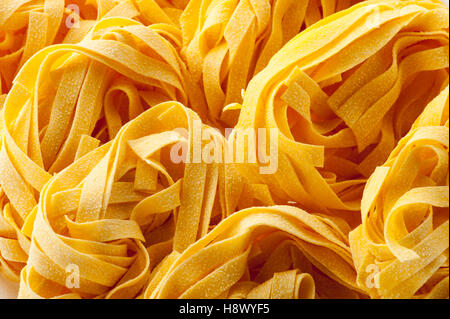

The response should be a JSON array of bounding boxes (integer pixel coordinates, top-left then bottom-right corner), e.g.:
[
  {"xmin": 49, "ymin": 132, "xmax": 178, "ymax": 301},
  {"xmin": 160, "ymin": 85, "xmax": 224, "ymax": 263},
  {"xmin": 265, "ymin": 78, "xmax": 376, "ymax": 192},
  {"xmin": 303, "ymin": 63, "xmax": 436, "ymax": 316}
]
[{"xmin": 0, "ymin": 0, "xmax": 448, "ymax": 299}]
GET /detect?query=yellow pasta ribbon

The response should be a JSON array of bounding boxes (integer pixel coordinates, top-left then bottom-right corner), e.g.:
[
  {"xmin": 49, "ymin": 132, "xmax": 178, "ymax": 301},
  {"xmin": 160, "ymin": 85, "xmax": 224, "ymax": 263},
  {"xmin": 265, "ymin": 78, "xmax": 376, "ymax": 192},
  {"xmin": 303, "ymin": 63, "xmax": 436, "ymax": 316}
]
[
  {"xmin": 0, "ymin": 0, "xmax": 148, "ymax": 95},
  {"xmin": 232, "ymin": 0, "xmax": 449, "ymax": 217},
  {"xmin": 350, "ymin": 86, "xmax": 449, "ymax": 299},
  {"xmin": 145, "ymin": 205, "xmax": 363, "ymax": 299},
  {"xmin": 17, "ymin": 101, "xmax": 227, "ymax": 298},
  {"xmin": 180, "ymin": 0, "xmax": 363, "ymax": 126},
  {"xmin": 0, "ymin": 14, "xmax": 205, "ymax": 279},
  {"xmin": 0, "ymin": 0, "xmax": 448, "ymax": 300}
]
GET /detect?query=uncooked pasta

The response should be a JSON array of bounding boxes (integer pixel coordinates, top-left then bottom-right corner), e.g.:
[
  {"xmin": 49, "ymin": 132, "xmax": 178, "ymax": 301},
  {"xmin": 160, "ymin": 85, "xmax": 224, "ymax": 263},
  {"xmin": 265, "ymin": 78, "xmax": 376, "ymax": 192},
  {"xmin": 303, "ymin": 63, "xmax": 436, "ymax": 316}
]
[{"xmin": 0, "ymin": 0, "xmax": 448, "ymax": 299}]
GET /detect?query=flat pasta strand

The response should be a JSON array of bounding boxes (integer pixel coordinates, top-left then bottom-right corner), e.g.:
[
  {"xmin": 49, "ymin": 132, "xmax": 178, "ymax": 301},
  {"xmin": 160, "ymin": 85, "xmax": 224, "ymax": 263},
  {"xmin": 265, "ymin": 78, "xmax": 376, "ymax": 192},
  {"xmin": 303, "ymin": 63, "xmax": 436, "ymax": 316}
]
[
  {"xmin": 350, "ymin": 86, "xmax": 449, "ymax": 299},
  {"xmin": 0, "ymin": 0, "xmax": 448, "ymax": 300},
  {"xmin": 180, "ymin": 0, "xmax": 363, "ymax": 126},
  {"xmin": 231, "ymin": 0, "xmax": 448, "ymax": 217}
]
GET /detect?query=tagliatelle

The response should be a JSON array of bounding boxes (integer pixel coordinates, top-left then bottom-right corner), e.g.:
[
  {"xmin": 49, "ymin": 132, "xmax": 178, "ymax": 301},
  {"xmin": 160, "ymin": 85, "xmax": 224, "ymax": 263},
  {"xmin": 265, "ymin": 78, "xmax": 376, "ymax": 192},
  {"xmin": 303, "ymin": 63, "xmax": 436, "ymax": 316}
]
[
  {"xmin": 229, "ymin": 269, "xmax": 316, "ymax": 299},
  {"xmin": 232, "ymin": 0, "xmax": 449, "ymax": 218},
  {"xmin": 180, "ymin": 0, "xmax": 363, "ymax": 126},
  {"xmin": 349, "ymin": 86, "xmax": 449, "ymax": 299},
  {"xmin": 0, "ymin": 8, "xmax": 272, "ymax": 280},
  {"xmin": 0, "ymin": 0, "xmax": 449, "ymax": 300},
  {"xmin": 144, "ymin": 205, "xmax": 362, "ymax": 299},
  {"xmin": 0, "ymin": 0, "xmax": 138, "ymax": 95},
  {"xmin": 0, "ymin": 14, "xmax": 206, "ymax": 279},
  {"xmin": 17, "ymin": 101, "xmax": 226, "ymax": 298},
  {"xmin": 0, "ymin": 0, "xmax": 195, "ymax": 96}
]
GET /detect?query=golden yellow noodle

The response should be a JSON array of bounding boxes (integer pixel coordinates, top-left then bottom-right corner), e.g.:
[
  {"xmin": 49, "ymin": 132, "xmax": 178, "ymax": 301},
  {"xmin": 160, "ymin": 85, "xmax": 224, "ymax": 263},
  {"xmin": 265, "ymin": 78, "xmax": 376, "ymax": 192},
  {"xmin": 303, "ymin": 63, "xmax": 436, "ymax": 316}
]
[
  {"xmin": 0, "ymin": 16, "xmax": 205, "ymax": 279},
  {"xmin": 350, "ymin": 86, "xmax": 449, "ymax": 299},
  {"xmin": 180, "ymin": 0, "xmax": 363, "ymax": 126},
  {"xmin": 144, "ymin": 205, "xmax": 362, "ymax": 299},
  {"xmin": 17, "ymin": 101, "xmax": 225, "ymax": 298},
  {"xmin": 0, "ymin": 0, "xmax": 142, "ymax": 95},
  {"xmin": 231, "ymin": 0, "xmax": 448, "ymax": 216},
  {"xmin": 0, "ymin": 0, "xmax": 448, "ymax": 299}
]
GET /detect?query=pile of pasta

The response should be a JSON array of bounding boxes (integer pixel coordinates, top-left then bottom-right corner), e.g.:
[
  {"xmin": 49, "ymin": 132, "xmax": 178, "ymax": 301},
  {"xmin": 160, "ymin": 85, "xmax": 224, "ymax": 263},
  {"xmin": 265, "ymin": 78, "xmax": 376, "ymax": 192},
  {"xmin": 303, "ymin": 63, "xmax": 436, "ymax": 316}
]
[
  {"xmin": 181, "ymin": 0, "xmax": 363, "ymax": 126},
  {"xmin": 0, "ymin": 0, "xmax": 448, "ymax": 299}
]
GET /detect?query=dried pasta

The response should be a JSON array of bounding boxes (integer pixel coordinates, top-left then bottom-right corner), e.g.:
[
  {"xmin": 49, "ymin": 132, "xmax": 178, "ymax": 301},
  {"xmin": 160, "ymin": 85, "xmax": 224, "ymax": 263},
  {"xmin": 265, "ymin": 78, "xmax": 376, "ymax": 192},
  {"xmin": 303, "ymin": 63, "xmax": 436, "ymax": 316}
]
[
  {"xmin": 232, "ymin": 0, "xmax": 449, "ymax": 216},
  {"xmin": 17, "ymin": 102, "xmax": 226, "ymax": 298},
  {"xmin": 350, "ymin": 87, "xmax": 449, "ymax": 299},
  {"xmin": 145, "ymin": 205, "xmax": 361, "ymax": 299},
  {"xmin": 0, "ymin": 0, "xmax": 448, "ymax": 299},
  {"xmin": 0, "ymin": 0, "xmax": 132, "ymax": 95},
  {"xmin": 0, "ymin": 14, "xmax": 206, "ymax": 279},
  {"xmin": 180, "ymin": 0, "xmax": 363, "ymax": 126}
]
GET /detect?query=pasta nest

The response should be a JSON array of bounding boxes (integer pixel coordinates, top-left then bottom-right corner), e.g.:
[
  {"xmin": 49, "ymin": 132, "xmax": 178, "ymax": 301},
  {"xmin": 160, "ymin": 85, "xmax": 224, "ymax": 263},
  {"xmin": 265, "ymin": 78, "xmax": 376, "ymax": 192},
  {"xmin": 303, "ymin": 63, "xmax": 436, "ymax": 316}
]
[
  {"xmin": 0, "ymin": 0, "xmax": 448, "ymax": 300},
  {"xmin": 146, "ymin": 205, "xmax": 362, "ymax": 299},
  {"xmin": 0, "ymin": 0, "xmax": 143, "ymax": 96},
  {"xmin": 18, "ymin": 102, "xmax": 226, "ymax": 298},
  {"xmin": 0, "ymin": 16, "xmax": 205, "ymax": 279},
  {"xmin": 350, "ymin": 88, "xmax": 449, "ymax": 299},
  {"xmin": 231, "ymin": 0, "xmax": 449, "ymax": 214},
  {"xmin": 180, "ymin": 0, "xmax": 362, "ymax": 126}
]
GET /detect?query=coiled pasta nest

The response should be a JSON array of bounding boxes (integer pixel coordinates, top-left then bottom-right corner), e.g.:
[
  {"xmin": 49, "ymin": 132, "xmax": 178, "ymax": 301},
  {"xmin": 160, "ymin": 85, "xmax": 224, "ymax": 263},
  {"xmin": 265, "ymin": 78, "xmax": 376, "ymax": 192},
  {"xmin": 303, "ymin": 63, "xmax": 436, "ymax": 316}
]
[{"xmin": 0, "ymin": 0, "xmax": 448, "ymax": 299}]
